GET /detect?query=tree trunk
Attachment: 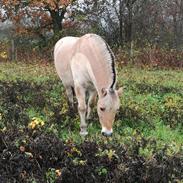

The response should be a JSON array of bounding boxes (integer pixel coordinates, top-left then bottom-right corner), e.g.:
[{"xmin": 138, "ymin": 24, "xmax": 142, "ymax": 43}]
[
  {"xmin": 10, "ymin": 39, "xmax": 16, "ymax": 61},
  {"xmin": 126, "ymin": 1, "xmax": 133, "ymax": 43},
  {"xmin": 125, "ymin": 0, "xmax": 133, "ymax": 57},
  {"xmin": 49, "ymin": 9, "xmax": 66, "ymax": 35},
  {"xmin": 119, "ymin": 0, "xmax": 123, "ymax": 46},
  {"xmin": 173, "ymin": 15, "xmax": 178, "ymax": 49}
]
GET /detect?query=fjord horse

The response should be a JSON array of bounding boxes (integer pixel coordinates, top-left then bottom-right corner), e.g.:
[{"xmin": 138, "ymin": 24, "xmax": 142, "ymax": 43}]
[{"xmin": 54, "ymin": 34, "xmax": 122, "ymax": 136}]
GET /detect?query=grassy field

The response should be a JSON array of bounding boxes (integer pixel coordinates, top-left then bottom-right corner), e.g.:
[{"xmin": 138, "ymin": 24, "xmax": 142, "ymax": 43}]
[{"xmin": 0, "ymin": 62, "xmax": 182, "ymax": 182}]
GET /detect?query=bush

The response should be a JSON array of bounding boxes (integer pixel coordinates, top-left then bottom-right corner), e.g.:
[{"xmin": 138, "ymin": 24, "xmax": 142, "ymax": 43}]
[
  {"xmin": 116, "ymin": 46, "xmax": 183, "ymax": 69},
  {"xmin": 0, "ymin": 128, "xmax": 182, "ymax": 183},
  {"xmin": 0, "ymin": 64, "xmax": 182, "ymax": 182}
]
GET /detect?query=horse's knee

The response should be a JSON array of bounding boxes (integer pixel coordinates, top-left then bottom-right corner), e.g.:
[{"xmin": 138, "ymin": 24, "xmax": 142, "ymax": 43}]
[
  {"xmin": 65, "ymin": 86, "xmax": 74, "ymax": 101},
  {"xmin": 88, "ymin": 102, "xmax": 94, "ymax": 109},
  {"xmin": 78, "ymin": 104, "xmax": 87, "ymax": 113}
]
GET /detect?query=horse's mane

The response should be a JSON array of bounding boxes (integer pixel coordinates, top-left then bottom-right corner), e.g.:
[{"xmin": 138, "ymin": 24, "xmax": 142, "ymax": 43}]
[{"xmin": 92, "ymin": 34, "xmax": 116, "ymax": 89}]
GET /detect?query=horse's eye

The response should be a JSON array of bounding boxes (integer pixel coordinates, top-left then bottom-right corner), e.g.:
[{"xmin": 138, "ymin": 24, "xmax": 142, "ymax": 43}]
[{"xmin": 100, "ymin": 107, "xmax": 105, "ymax": 111}]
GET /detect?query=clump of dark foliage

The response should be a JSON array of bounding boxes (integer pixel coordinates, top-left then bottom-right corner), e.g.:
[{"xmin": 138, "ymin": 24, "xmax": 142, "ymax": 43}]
[
  {"xmin": 0, "ymin": 80, "xmax": 64, "ymax": 128},
  {"xmin": 118, "ymin": 47, "xmax": 183, "ymax": 69},
  {"xmin": 0, "ymin": 80, "xmax": 182, "ymax": 182},
  {"xmin": 0, "ymin": 129, "xmax": 182, "ymax": 183}
]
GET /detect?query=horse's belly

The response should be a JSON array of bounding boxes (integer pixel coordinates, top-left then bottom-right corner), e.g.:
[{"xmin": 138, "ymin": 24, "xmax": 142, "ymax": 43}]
[
  {"xmin": 54, "ymin": 37, "xmax": 79, "ymax": 87},
  {"xmin": 55, "ymin": 57, "xmax": 73, "ymax": 86}
]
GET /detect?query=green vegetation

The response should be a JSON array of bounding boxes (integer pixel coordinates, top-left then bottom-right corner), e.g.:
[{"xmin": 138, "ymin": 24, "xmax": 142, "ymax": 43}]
[
  {"xmin": 0, "ymin": 62, "xmax": 182, "ymax": 145},
  {"xmin": 0, "ymin": 62, "xmax": 182, "ymax": 182}
]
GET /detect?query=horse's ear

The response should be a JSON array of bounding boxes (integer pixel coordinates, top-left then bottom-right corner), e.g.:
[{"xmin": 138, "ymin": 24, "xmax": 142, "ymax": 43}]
[
  {"xmin": 117, "ymin": 87, "xmax": 123, "ymax": 96},
  {"xmin": 101, "ymin": 88, "xmax": 107, "ymax": 97}
]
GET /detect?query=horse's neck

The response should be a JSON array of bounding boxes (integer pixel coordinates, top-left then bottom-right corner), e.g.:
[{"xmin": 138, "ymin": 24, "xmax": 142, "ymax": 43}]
[
  {"xmin": 88, "ymin": 55, "xmax": 114, "ymax": 96},
  {"xmin": 74, "ymin": 34, "xmax": 115, "ymax": 96}
]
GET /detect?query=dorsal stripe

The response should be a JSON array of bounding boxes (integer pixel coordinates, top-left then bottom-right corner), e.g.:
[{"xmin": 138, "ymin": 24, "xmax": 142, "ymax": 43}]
[{"xmin": 105, "ymin": 42, "xmax": 116, "ymax": 89}]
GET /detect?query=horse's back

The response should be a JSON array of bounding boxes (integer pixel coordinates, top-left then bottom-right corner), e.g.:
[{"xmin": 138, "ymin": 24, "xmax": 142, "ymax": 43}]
[
  {"xmin": 54, "ymin": 33, "xmax": 108, "ymax": 89},
  {"xmin": 71, "ymin": 33, "xmax": 113, "ymax": 90},
  {"xmin": 70, "ymin": 34, "xmax": 101, "ymax": 88},
  {"xmin": 54, "ymin": 36, "xmax": 79, "ymax": 87}
]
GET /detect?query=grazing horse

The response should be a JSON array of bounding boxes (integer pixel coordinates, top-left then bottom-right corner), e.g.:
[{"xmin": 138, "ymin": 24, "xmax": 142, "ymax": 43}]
[{"xmin": 54, "ymin": 33, "xmax": 123, "ymax": 136}]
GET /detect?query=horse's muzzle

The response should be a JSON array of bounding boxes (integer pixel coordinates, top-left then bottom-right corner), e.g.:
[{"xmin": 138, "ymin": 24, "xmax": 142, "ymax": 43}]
[
  {"xmin": 102, "ymin": 131, "xmax": 112, "ymax": 137},
  {"xmin": 101, "ymin": 127, "xmax": 113, "ymax": 137}
]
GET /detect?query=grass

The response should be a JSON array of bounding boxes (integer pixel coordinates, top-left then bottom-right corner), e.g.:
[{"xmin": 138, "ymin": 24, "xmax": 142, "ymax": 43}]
[
  {"xmin": 119, "ymin": 66, "xmax": 183, "ymax": 88},
  {"xmin": 0, "ymin": 61, "xmax": 183, "ymax": 154},
  {"xmin": 0, "ymin": 62, "xmax": 56, "ymax": 82},
  {"xmin": 0, "ymin": 61, "xmax": 183, "ymax": 182}
]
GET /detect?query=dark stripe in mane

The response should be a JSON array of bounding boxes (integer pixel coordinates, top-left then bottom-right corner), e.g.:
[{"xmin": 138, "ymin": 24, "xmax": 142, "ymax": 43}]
[{"xmin": 105, "ymin": 42, "xmax": 116, "ymax": 89}]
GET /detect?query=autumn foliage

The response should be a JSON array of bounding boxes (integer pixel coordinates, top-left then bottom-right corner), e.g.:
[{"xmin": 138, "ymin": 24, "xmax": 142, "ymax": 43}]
[
  {"xmin": 117, "ymin": 46, "xmax": 183, "ymax": 69},
  {"xmin": 0, "ymin": 0, "xmax": 74, "ymax": 36}
]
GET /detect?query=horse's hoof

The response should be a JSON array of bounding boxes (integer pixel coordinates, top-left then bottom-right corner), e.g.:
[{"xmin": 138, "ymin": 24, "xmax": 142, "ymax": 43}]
[{"xmin": 80, "ymin": 131, "xmax": 88, "ymax": 136}]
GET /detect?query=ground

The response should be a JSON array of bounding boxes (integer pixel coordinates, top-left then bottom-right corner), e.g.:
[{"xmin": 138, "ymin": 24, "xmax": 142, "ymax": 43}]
[{"xmin": 0, "ymin": 62, "xmax": 182, "ymax": 183}]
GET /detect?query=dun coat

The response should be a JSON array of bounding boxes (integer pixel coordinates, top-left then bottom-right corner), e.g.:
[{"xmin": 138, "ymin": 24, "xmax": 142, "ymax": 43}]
[{"xmin": 54, "ymin": 33, "xmax": 123, "ymax": 136}]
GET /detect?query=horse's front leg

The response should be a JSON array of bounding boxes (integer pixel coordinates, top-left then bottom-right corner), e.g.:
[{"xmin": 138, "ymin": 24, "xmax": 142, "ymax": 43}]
[{"xmin": 75, "ymin": 85, "xmax": 88, "ymax": 136}]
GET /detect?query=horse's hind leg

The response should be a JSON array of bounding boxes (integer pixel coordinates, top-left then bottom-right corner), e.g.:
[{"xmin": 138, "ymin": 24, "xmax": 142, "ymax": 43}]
[
  {"xmin": 75, "ymin": 85, "xmax": 88, "ymax": 136},
  {"xmin": 87, "ymin": 90, "xmax": 97, "ymax": 120},
  {"xmin": 65, "ymin": 86, "xmax": 75, "ymax": 111}
]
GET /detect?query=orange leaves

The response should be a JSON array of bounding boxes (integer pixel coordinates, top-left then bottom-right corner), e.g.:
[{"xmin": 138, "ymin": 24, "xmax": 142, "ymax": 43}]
[
  {"xmin": 1, "ymin": 0, "xmax": 73, "ymax": 22},
  {"xmin": 29, "ymin": 0, "xmax": 72, "ymax": 10},
  {"xmin": 1, "ymin": 0, "xmax": 16, "ymax": 6},
  {"xmin": 15, "ymin": 26, "xmax": 29, "ymax": 35},
  {"xmin": 0, "ymin": 0, "xmax": 75, "ymax": 37},
  {"xmin": 12, "ymin": 15, "xmax": 21, "ymax": 22}
]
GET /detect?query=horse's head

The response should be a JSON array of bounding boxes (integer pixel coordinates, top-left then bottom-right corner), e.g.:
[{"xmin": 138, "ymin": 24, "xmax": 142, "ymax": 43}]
[{"xmin": 97, "ymin": 87, "xmax": 123, "ymax": 136}]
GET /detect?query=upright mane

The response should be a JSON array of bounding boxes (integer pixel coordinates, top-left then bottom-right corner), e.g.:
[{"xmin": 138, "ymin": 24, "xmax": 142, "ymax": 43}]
[{"xmin": 92, "ymin": 34, "xmax": 116, "ymax": 89}]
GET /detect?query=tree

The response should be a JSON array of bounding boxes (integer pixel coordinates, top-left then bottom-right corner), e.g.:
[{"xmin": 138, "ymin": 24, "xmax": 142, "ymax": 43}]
[
  {"xmin": 75, "ymin": 0, "xmax": 139, "ymax": 46},
  {"xmin": 166, "ymin": 0, "xmax": 183, "ymax": 48},
  {"xmin": 0, "ymin": 0, "xmax": 75, "ymax": 40}
]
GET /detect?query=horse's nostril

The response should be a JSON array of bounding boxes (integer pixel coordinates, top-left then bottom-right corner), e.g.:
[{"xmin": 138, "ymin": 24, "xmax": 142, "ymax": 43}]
[
  {"xmin": 102, "ymin": 131, "xmax": 112, "ymax": 137},
  {"xmin": 102, "ymin": 132, "xmax": 105, "ymax": 136}
]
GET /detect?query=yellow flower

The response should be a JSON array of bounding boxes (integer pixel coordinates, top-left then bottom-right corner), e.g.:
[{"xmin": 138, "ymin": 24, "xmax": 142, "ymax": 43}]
[
  {"xmin": 28, "ymin": 121, "xmax": 36, "ymax": 129},
  {"xmin": 40, "ymin": 121, "xmax": 45, "ymax": 126},
  {"xmin": 34, "ymin": 119, "xmax": 39, "ymax": 125},
  {"xmin": 55, "ymin": 169, "xmax": 61, "ymax": 177},
  {"xmin": 28, "ymin": 117, "xmax": 45, "ymax": 129},
  {"xmin": 79, "ymin": 160, "xmax": 87, "ymax": 166},
  {"xmin": 1, "ymin": 127, "xmax": 6, "ymax": 132},
  {"xmin": 0, "ymin": 51, "xmax": 8, "ymax": 59}
]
